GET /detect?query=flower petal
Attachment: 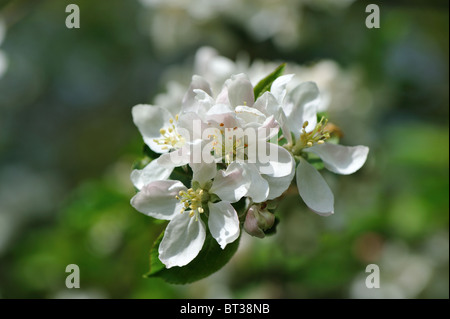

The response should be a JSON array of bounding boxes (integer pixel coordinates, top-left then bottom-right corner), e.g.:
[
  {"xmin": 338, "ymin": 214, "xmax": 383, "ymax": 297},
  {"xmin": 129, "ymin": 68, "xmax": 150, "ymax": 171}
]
[
  {"xmin": 254, "ymin": 142, "xmax": 295, "ymax": 178},
  {"xmin": 235, "ymin": 105, "xmax": 266, "ymax": 125},
  {"xmin": 296, "ymin": 157, "xmax": 334, "ymax": 216},
  {"xmin": 241, "ymin": 163, "xmax": 269, "ymax": 203},
  {"xmin": 270, "ymin": 74, "xmax": 294, "ymax": 104},
  {"xmin": 257, "ymin": 115, "xmax": 280, "ymax": 142},
  {"xmin": 132, "ymin": 104, "xmax": 173, "ymax": 153},
  {"xmin": 188, "ymin": 89, "xmax": 215, "ymax": 116},
  {"xmin": 177, "ymin": 111, "xmax": 208, "ymax": 142},
  {"xmin": 190, "ymin": 161, "xmax": 217, "ymax": 187},
  {"xmin": 276, "ymin": 108, "xmax": 293, "ymax": 145},
  {"xmin": 206, "ymin": 104, "xmax": 240, "ymax": 129},
  {"xmin": 130, "ymin": 180, "xmax": 187, "ymax": 220},
  {"xmin": 209, "ymin": 163, "xmax": 250, "ymax": 203},
  {"xmin": 226, "ymin": 73, "xmax": 254, "ymax": 107},
  {"xmin": 208, "ymin": 201, "xmax": 240, "ymax": 249},
  {"xmin": 130, "ymin": 160, "xmax": 173, "ymax": 190},
  {"xmin": 283, "ymin": 82, "xmax": 320, "ymax": 139},
  {"xmin": 156, "ymin": 145, "xmax": 191, "ymax": 168},
  {"xmin": 159, "ymin": 212, "xmax": 206, "ymax": 268},
  {"xmin": 253, "ymin": 91, "xmax": 279, "ymax": 116},
  {"xmin": 181, "ymin": 75, "xmax": 212, "ymax": 113},
  {"xmin": 262, "ymin": 159, "xmax": 296, "ymax": 200},
  {"xmin": 306, "ymin": 143, "xmax": 369, "ymax": 175}
]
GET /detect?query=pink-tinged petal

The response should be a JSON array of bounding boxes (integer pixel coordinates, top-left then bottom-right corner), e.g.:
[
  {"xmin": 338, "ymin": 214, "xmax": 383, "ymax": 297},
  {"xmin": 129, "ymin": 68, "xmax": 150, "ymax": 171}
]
[
  {"xmin": 216, "ymin": 86, "xmax": 230, "ymax": 105},
  {"xmin": 226, "ymin": 73, "xmax": 255, "ymax": 107},
  {"xmin": 209, "ymin": 163, "xmax": 250, "ymax": 203},
  {"xmin": 270, "ymin": 74, "xmax": 294, "ymax": 103},
  {"xmin": 283, "ymin": 82, "xmax": 320, "ymax": 139},
  {"xmin": 130, "ymin": 180, "xmax": 187, "ymax": 220},
  {"xmin": 181, "ymin": 75, "xmax": 212, "ymax": 113},
  {"xmin": 208, "ymin": 201, "xmax": 240, "ymax": 249},
  {"xmin": 306, "ymin": 143, "xmax": 369, "ymax": 175},
  {"xmin": 257, "ymin": 115, "xmax": 280, "ymax": 142},
  {"xmin": 159, "ymin": 212, "xmax": 206, "ymax": 268},
  {"xmin": 296, "ymin": 157, "xmax": 334, "ymax": 216},
  {"xmin": 132, "ymin": 104, "xmax": 173, "ymax": 153},
  {"xmin": 243, "ymin": 207, "xmax": 265, "ymax": 238},
  {"xmin": 130, "ymin": 160, "xmax": 173, "ymax": 190},
  {"xmin": 206, "ymin": 104, "xmax": 240, "ymax": 129},
  {"xmin": 244, "ymin": 205, "xmax": 275, "ymax": 238}
]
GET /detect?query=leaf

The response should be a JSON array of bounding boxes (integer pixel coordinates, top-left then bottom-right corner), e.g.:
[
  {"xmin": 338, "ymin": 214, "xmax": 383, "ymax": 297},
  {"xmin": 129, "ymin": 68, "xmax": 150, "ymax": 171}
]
[
  {"xmin": 132, "ymin": 144, "xmax": 157, "ymax": 170},
  {"xmin": 306, "ymin": 152, "xmax": 325, "ymax": 171},
  {"xmin": 253, "ymin": 63, "xmax": 286, "ymax": 100},
  {"xmin": 145, "ymin": 227, "xmax": 241, "ymax": 284}
]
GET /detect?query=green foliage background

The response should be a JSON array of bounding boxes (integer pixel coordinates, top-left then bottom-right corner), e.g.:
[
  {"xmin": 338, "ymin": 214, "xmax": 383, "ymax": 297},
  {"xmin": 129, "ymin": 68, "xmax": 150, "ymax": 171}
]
[{"xmin": 0, "ymin": 0, "xmax": 448, "ymax": 298}]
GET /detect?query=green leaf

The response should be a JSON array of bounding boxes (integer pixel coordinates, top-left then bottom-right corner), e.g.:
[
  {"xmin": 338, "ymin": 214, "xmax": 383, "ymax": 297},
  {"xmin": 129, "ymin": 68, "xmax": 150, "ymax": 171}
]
[
  {"xmin": 132, "ymin": 144, "xmax": 157, "ymax": 170},
  {"xmin": 306, "ymin": 152, "xmax": 325, "ymax": 171},
  {"xmin": 145, "ymin": 228, "xmax": 241, "ymax": 284},
  {"xmin": 253, "ymin": 63, "xmax": 286, "ymax": 100}
]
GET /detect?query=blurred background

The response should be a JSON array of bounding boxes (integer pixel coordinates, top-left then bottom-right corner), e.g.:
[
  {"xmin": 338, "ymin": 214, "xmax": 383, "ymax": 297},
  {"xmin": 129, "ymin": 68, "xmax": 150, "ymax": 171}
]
[{"xmin": 0, "ymin": 0, "xmax": 448, "ymax": 298}]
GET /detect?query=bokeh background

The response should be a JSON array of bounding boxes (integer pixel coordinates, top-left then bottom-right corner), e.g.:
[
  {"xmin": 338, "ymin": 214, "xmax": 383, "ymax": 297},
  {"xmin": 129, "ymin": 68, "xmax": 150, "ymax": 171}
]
[{"xmin": 0, "ymin": 0, "xmax": 448, "ymax": 298}]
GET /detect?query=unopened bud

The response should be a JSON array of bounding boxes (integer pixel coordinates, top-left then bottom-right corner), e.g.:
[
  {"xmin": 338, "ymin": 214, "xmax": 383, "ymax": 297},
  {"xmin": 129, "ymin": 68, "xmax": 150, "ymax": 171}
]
[{"xmin": 244, "ymin": 205, "xmax": 275, "ymax": 238}]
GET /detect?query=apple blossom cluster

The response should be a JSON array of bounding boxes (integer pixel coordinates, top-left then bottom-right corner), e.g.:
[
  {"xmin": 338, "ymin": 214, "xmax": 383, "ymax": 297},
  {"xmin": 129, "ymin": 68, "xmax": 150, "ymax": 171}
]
[{"xmin": 130, "ymin": 68, "xmax": 369, "ymax": 269}]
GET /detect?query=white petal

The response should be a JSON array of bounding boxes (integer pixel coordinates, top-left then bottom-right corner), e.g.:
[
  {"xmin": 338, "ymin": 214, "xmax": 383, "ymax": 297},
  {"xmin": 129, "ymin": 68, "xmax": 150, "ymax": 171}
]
[
  {"xmin": 226, "ymin": 73, "xmax": 254, "ymax": 107},
  {"xmin": 209, "ymin": 163, "xmax": 250, "ymax": 203},
  {"xmin": 156, "ymin": 145, "xmax": 191, "ymax": 168},
  {"xmin": 235, "ymin": 105, "xmax": 266, "ymax": 125},
  {"xmin": 262, "ymin": 159, "xmax": 296, "ymax": 200},
  {"xmin": 283, "ymin": 82, "xmax": 320, "ymax": 139},
  {"xmin": 255, "ymin": 142, "xmax": 295, "ymax": 177},
  {"xmin": 296, "ymin": 157, "xmax": 334, "ymax": 216},
  {"xmin": 182, "ymin": 75, "xmax": 212, "ymax": 113},
  {"xmin": 241, "ymin": 163, "xmax": 269, "ymax": 203},
  {"xmin": 130, "ymin": 180, "xmax": 187, "ymax": 220},
  {"xmin": 307, "ymin": 143, "xmax": 369, "ymax": 175},
  {"xmin": 177, "ymin": 112, "xmax": 208, "ymax": 142},
  {"xmin": 132, "ymin": 104, "xmax": 173, "ymax": 153},
  {"xmin": 270, "ymin": 74, "xmax": 294, "ymax": 103},
  {"xmin": 190, "ymin": 161, "xmax": 217, "ymax": 186},
  {"xmin": 208, "ymin": 201, "xmax": 240, "ymax": 249},
  {"xmin": 188, "ymin": 89, "xmax": 215, "ymax": 116},
  {"xmin": 130, "ymin": 160, "xmax": 173, "ymax": 190},
  {"xmin": 159, "ymin": 212, "xmax": 206, "ymax": 268},
  {"xmin": 206, "ymin": 102, "xmax": 234, "ymax": 115},
  {"xmin": 276, "ymin": 108, "xmax": 293, "ymax": 145},
  {"xmin": 253, "ymin": 91, "xmax": 279, "ymax": 115}
]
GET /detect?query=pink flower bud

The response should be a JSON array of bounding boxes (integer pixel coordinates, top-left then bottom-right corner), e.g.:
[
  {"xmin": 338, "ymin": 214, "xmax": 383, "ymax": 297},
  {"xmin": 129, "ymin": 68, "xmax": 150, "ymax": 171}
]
[{"xmin": 244, "ymin": 205, "xmax": 275, "ymax": 238}]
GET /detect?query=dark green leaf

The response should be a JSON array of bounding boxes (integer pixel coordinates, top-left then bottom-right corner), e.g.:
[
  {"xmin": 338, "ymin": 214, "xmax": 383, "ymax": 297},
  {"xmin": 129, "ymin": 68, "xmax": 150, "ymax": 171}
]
[{"xmin": 253, "ymin": 63, "xmax": 286, "ymax": 99}]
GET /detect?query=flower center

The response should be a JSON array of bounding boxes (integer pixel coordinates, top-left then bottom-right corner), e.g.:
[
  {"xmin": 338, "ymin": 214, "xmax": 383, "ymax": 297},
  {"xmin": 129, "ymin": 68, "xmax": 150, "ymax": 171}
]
[
  {"xmin": 210, "ymin": 125, "xmax": 248, "ymax": 165},
  {"xmin": 292, "ymin": 117, "xmax": 330, "ymax": 155},
  {"xmin": 176, "ymin": 188, "xmax": 206, "ymax": 221},
  {"xmin": 153, "ymin": 115, "xmax": 185, "ymax": 150}
]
